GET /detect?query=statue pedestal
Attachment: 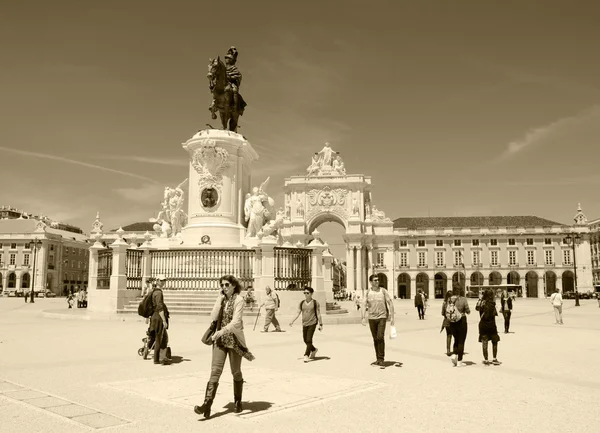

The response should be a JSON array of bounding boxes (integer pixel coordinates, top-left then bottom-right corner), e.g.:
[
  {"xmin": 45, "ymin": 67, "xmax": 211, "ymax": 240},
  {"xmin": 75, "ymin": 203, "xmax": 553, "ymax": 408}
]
[{"xmin": 180, "ymin": 129, "xmax": 258, "ymax": 247}]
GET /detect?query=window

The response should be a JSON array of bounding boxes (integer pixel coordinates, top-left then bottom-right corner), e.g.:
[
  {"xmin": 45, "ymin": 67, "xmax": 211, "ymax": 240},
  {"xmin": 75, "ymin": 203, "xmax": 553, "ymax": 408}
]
[
  {"xmin": 10, "ymin": 243, "xmax": 16, "ymax": 249},
  {"xmin": 544, "ymin": 238, "xmax": 552, "ymax": 245},
  {"xmin": 563, "ymin": 250, "xmax": 572, "ymax": 265},
  {"xmin": 10, "ymin": 253, "xmax": 16, "ymax": 265},
  {"xmin": 472, "ymin": 239, "xmax": 479, "ymax": 246},
  {"xmin": 376, "ymin": 252, "xmax": 385, "ymax": 267},
  {"xmin": 78, "ymin": 261, "xmax": 82, "ymax": 269},
  {"xmin": 400, "ymin": 252, "xmax": 408, "ymax": 267},
  {"xmin": 491, "ymin": 251, "xmax": 499, "ymax": 266},
  {"xmin": 418, "ymin": 240, "xmax": 425, "ymax": 247},
  {"xmin": 24, "ymin": 243, "xmax": 31, "ymax": 249},
  {"xmin": 436, "ymin": 240, "xmax": 443, "ymax": 247},
  {"xmin": 508, "ymin": 238, "xmax": 516, "ymax": 246},
  {"xmin": 490, "ymin": 239, "xmax": 498, "ymax": 246},
  {"xmin": 399, "ymin": 240, "xmax": 407, "ymax": 247},
  {"xmin": 527, "ymin": 250, "xmax": 535, "ymax": 265},
  {"xmin": 454, "ymin": 251, "xmax": 463, "ymax": 266},
  {"xmin": 454, "ymin": 239, "xmax": 461, "ymax": 247},
  {"xmin": 50, "ymin": 244, "xmax": 54, "ymax": 251},
  {"xmin": 418, "ymin": 251, "xmax": 426, "ymax": 267},
  {"xmin": 526, "ymin": 238, "xmax": 534, "ymax": 246},
  {"xmin": 436, "ymin": 251, "xmax": 445, "ymax": 266},
  {"xmin": 472, "ymin": 251, "xmax": 480, "ymax": 266},
  {"xmin": 23, "ymin": 254, "xmax": 30, "ymax": 266},
  {"xmin": 509, "ymin": 251, "xmax": 517, "ymax": 265},
  {"xmin": 72, "ymin": 260, "xmax": 76, "ymax": 268},
  {"xmin": 66, "ymin": 247, "xmax": 70, "ymax": 255},
  {"xmin": 0, "ymin": 243, "xmax": 3, "ymax": 248},
  {"xmin": 562, "ymin": 238, "xmax": 568, "ymax": 245}
]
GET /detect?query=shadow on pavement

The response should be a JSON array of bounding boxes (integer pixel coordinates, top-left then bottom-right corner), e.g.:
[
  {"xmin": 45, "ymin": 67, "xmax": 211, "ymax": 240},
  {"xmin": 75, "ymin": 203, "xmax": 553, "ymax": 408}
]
[
  {"xmin": 311, "ymin": 356, "xmax": 331, "ymax": 362},
  {"xmin": 381, "ymin": 361, "xmax": 403, "ymax": 368},
  {"xmin": 202, "ymin": 401, "xmax": 273, "ymax": 420},
  {"xmin": 168, "ymin": 356, "xmax": 190, "ymax": 364}
]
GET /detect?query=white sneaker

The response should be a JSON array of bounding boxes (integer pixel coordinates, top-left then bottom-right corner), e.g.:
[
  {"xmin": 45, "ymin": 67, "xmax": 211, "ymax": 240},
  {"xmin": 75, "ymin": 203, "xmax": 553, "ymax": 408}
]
[
  {"xmin": 451, "ymin": 354, "xmax": 458, "ymax": 367},
  {"xmin": 310, "ymin": 348, "xmax": 318, "ymax": 359},
  {"xmin": 303, "ymin": 356, "xmax": 310, "ymax": 363}
]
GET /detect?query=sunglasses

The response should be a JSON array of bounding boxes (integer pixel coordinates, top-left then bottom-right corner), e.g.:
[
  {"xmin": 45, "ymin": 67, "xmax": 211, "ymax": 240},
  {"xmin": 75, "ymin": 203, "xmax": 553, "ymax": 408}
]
[
  {"xmin": 372, "ymin": 279, "xmax": 379, "ymax": 282},
  {"xmin": 303, "ymin": 292, "xmax": 311, "ymax": 295},
  {"xmin": 220, "ymin": 282, "xmax": 231, "ymax": 288}
]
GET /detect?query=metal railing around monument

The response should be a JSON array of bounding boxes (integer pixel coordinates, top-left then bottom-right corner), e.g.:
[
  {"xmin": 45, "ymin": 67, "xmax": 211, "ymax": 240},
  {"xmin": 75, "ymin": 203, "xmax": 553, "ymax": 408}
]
[
  {"xmin": 97, "ymin": 249, "xmax": 113, "ymax": 290},
  {"xmin": 125, "ymin": 249, "xmax": 143, "ymax": 290},
  {"xmin": 274, "ymin": 247, "xmax": 312, "ymax": 290},
  {"xmin": 150, "ymin": 249, "xmax": 255, "ymax": 290}
]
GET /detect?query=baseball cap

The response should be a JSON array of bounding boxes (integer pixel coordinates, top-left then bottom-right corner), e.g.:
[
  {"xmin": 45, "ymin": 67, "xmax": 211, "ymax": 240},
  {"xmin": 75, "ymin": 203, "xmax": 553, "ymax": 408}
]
[{"xmin": 157, "ymin": 274, "xmax": 167, "ymax": 281}]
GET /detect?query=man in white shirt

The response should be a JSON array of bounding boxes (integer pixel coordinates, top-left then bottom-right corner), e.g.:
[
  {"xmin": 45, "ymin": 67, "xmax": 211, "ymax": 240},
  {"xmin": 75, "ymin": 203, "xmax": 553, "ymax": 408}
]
[{"xmin": 550, "ymin": 288, "xmax": 564, "ymax": 325}]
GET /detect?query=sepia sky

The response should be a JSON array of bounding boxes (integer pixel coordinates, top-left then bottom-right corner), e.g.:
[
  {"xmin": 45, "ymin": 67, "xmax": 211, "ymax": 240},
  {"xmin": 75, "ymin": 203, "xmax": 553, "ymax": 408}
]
[{"xmin": 1, "ymin": 1, "xmax": 599, "ymax": 258}]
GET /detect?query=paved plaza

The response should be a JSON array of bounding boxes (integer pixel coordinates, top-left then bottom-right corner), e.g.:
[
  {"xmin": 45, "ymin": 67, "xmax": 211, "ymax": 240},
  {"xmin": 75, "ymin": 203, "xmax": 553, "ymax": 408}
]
[{"xmin": 1, "ymin": 297, "xmax": 599, "ymax": 433}]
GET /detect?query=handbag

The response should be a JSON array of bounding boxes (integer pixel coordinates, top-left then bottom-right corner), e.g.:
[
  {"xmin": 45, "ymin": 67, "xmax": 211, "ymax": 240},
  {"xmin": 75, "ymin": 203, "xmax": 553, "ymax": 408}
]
[
  {"xmin": 201, "ymin": 296, "xmax": 225, "ymax": 346},
  {"xmin": 389, "ymin": 325, "xmax": 397, "ymax": 339},
  {"xmin": 201, "ymin": 321, "xmax": 217, "ymax": 345}
]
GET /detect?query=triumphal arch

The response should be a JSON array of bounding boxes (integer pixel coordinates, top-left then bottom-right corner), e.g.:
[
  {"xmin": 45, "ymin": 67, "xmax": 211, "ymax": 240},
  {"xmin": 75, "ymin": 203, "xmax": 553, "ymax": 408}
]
[{"xmin": 281, "ymin": 142, "xmax": 395, "ymax": 292}]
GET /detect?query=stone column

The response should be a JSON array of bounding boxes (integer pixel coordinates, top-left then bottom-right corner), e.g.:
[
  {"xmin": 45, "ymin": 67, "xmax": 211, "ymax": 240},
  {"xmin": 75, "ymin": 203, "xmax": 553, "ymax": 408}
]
[
  {"xmin": 35, "ymin": 243, "xmax": 47, "ymax": 292},
  {"xmin": 110, "ymin": 237, "xmax": 129, "ymax": 311},
  {"xmin": 256, "ymin": 237, "xmax": 276, "ymax": 295},
  {"xmin": 346, "ymin": 245, "xmax": 355, "ymax": 293},
  {"xmin": 322, "ymin": 249, "xmax": 334, "ymax": 303},
  {"xmin": 16, "ymin": 273, "xmax": 22, "ymax": 292},
  {"xmin": 356, "ymin": 246, "xmax": 364, "ymax": 296},
  {"xmin": 87, "ymin": 243, "xmax": 101, "ymax": 292},
  {"xmin": 308, "ymin": 242, "xmax": 327, "ymax": 309}
]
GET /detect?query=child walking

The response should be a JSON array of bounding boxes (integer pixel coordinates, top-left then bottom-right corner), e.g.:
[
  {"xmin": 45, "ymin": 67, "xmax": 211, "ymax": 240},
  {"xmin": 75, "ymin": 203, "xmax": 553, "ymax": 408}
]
[{"xmin": 289, "ymin": 287, "xmax": 323, "ymax": 362}]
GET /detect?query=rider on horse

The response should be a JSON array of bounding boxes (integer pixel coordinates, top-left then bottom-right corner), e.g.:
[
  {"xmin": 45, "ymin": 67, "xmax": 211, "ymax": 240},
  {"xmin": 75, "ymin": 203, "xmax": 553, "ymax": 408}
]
[{"xmin": 224, "ymin": 46, "xmax": 242, "ymax": 113}]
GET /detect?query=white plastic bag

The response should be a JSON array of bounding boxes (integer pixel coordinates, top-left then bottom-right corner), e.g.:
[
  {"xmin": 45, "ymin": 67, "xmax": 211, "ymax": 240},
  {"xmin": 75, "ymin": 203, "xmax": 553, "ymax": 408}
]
[{"xmin": 389, "ymin": 325, "xmax": 397, "ymax": 339}]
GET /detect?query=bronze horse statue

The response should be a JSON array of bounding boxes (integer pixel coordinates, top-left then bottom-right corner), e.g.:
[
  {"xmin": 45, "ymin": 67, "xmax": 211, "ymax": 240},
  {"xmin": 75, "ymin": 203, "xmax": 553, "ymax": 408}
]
[{"xmin": 207, "ymin": 57, "xmax": 247, "ymax": 132}]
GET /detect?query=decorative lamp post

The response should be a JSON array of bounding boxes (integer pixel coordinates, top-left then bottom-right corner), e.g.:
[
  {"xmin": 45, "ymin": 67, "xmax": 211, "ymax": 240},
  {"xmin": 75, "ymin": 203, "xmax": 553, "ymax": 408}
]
[
  {"xmin": 564, "ymin": 233, "xmax": 581, "ymax": 307},
  {"xmin": 30, "ymin": 238, "xmax": 43, "ymax": 303}
]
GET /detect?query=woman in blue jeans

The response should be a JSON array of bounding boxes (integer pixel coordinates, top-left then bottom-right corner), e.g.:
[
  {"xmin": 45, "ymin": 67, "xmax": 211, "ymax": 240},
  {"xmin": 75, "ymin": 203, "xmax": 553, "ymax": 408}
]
[{"xmin": 194, "ymin": 275, "xmax": 255, "ymax": 419}]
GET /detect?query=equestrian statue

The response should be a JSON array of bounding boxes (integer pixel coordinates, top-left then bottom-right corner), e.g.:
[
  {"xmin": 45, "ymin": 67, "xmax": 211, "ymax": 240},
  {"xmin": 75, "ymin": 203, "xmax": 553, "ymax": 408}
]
[{"xmin": 207, "ymin": 46, "xmax": 247, "ymax": 132}]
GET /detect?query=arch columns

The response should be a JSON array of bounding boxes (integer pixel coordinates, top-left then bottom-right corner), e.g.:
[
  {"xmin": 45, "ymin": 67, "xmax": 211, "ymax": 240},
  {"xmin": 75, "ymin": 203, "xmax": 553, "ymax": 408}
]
[{"xmin": 345, "ymin": 245, "xmax": 355, "ymax": 293}]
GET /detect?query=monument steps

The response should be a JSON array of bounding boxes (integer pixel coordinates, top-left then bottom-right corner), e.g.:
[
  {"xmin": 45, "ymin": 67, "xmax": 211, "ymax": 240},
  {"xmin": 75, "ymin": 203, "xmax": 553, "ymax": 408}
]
[{"xmin": 119, "ymin": 292, "xmax": 347, "ymax": 315}]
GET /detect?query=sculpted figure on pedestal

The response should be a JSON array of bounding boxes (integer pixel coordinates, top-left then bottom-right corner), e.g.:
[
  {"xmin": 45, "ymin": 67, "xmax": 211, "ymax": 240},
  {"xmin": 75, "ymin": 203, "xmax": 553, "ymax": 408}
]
[
  {"xmin": 332, "ymin": 154, "xmax": 346, "ymax": 175},
  {"xmin": 307, "ymin": 143, "xmax": 347, "ymax": 177},
  {"xmin": 150, "ymin": 179, "xmax": 188, "ymax": 237},
  {"xmin": 207, "ymin": 46, "xmax": 247, "ymax": 132},
  {"xmin": 244, "ymin": 177, "xmax": 275, "ymax": 238},
  {"xmin": 258, "ymin": 207, "xmax": 285, "ymax": 239}
]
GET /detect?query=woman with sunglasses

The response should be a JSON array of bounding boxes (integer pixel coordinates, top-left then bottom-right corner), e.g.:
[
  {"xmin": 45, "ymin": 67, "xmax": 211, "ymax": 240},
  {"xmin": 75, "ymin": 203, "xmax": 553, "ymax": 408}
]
[
  {"xmin": 194, "ymin": 275, "xmax": 255, "ymax": 419},
  {"xmin": 289, "ymin": 287, "xmax": 323, "ymax": 362}
]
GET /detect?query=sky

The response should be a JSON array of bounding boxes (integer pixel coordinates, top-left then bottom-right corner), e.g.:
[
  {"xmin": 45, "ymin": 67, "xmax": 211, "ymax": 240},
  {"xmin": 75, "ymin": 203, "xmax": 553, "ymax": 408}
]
[{"xmin": 1, "ymin": 0, "xmax": 600, "ymax": 259}]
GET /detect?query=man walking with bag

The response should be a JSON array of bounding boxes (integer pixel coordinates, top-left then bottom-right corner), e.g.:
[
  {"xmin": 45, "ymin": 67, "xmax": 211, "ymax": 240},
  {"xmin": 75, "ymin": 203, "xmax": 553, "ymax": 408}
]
[{"xmin": 362, "ymin": 275, "xmax": 395, "ymax": 369}]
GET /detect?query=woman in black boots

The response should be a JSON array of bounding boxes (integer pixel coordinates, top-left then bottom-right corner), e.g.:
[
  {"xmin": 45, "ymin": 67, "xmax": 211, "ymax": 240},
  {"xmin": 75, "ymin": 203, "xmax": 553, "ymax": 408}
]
[{"xmin": 194, "ymin": 275, "xmax": 255, "ymax": 418}]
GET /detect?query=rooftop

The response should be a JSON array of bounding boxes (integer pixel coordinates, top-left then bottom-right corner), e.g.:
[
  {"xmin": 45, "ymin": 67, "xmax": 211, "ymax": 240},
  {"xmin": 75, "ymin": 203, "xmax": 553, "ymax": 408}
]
[
  {"xmin": 111, "ymin": 222, "xmax": 155, "ymax": 233},
  {"xmin": 392, "ymin": 216, "xmax": 565, "ymax": 230}
]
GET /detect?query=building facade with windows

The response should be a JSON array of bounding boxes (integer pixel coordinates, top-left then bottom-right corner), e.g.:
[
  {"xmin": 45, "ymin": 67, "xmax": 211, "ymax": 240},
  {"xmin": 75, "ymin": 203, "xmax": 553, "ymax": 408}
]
[
  {"xmin": 588, "ymin": 216, "xmax": 600, "ymax": 287},
  {"xmin": 364, "ymin": 214, "xmax": 592, "ymax": 300},
  {"xmin": 0, "ymin": 219, "xmax": 89, "ymax": 295}
]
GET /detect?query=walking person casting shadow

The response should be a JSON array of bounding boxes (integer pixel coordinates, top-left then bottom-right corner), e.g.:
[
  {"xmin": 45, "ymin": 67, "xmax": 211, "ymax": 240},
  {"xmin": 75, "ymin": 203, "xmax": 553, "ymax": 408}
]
[
  {"xmin": 289, "ymin": 287, "xmax": 324, "ymax": 363},
  {"xmin": 194, "ymin": 275, "xmax": 255, "ymax": 419},
  {"xmin": 361, "ymin": 274, "xmax": 396, "ymax": 369}
]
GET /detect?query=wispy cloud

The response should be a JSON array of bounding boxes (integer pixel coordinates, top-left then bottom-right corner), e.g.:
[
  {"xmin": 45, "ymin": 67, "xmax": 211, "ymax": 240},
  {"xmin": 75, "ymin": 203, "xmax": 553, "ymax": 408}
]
[
  {"xmin": 0, "ymin": 146, "xmax": 158, "ymax": 183},
  {"xmin": 496, "ymin": 105, "xmax": 600, "ymax": 162},
  {"xmin": 93, "ymin": 155, "xmax": 188, "ymax": 167},
  {"xmin": 113, "ymin": 184, "xmax": 165, "ymax": 204}
]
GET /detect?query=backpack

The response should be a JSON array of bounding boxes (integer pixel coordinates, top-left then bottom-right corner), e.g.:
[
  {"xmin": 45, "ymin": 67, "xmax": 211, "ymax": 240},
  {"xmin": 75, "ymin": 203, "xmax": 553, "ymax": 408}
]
[
  {"xmin": 138, "ymin": 290, "xmax": 157, "ymax": 318},
  {"xmin": 299, "ymin": 299, "xmax": 318, "ymax": 316},
  {"xmin": 445, "ymin": 296, "xmax": 463, "ymax": 323}
]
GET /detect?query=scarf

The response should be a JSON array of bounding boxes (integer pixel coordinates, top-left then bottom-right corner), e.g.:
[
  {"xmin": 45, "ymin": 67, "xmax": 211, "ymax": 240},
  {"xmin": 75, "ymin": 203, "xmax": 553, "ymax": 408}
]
[{"xmin": 216, "ymin": 293, "xmax": 255, "ymax": 361}]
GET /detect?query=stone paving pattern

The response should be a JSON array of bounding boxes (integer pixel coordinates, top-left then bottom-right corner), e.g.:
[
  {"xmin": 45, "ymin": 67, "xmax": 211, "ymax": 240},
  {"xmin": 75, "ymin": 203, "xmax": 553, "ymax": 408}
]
[{"xmin": 1, "ymin": 297, "xmax": 599, "ymax": 432}]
